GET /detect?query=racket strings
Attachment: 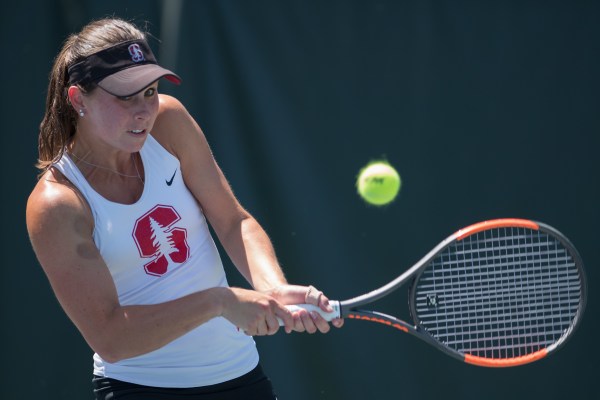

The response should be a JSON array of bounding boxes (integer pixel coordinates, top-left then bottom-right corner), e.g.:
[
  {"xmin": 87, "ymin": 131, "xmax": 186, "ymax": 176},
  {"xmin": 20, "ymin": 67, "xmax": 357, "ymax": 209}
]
[{"xmin": 414, "ymin": 227, "xmax": 582, "ymax": 360}]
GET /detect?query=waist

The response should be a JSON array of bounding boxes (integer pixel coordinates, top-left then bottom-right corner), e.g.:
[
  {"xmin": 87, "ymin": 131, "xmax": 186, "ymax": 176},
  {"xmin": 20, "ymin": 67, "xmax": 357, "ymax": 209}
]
[
  {"xmin": 93, "ymin": 364, "xmax": 275, "ymax": 399},
  {"xmin": 93, "ymin": 317, "xmax": 259, "ymax": 387}
]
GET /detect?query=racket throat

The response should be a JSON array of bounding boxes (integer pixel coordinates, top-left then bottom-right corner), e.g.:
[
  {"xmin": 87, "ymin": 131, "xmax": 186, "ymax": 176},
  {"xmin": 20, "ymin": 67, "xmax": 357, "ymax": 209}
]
[{"xmin": 346, "ymin": 310, "xmax": 415, "ymax": 334}]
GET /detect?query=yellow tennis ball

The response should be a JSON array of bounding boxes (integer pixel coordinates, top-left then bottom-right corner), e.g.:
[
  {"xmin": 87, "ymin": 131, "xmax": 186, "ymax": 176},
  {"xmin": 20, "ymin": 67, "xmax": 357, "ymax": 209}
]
[{"xmin": 356, "ymin": 161, "xmax": 401, "ymax": 206}]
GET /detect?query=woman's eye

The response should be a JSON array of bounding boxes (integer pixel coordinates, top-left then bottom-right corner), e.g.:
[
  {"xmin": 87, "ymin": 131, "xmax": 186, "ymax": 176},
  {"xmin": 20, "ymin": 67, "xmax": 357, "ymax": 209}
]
[{"xmin": 116, "ymin": 88, "xmax": 156, "ymax": 101}]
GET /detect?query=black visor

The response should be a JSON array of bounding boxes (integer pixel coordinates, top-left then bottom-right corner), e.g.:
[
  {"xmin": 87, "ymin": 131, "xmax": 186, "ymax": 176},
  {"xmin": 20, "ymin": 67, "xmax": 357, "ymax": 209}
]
[{"xmin": 68, "ymin": 39, "xmax": 181, "ymax": 97}]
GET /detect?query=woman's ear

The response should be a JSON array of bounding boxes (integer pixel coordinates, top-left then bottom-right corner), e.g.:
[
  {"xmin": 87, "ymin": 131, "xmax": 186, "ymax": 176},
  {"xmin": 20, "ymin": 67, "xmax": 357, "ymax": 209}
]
[{"xmin": 67, "ymin": 85, "xmax": 85, "ymax": 113}]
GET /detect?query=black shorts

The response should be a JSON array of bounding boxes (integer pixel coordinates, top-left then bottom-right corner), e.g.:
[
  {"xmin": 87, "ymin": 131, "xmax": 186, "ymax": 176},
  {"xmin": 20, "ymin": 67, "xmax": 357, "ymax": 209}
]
[{"xmin": 92, "ymin": 364, "xmax": 277, "ymax": 399}]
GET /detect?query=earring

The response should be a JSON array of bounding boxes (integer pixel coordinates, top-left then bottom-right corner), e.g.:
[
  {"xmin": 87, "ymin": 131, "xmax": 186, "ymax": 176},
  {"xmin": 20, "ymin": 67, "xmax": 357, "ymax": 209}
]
[{"xmin": 79, "ymin": 109, "xmax": 85, "ymax": 117}]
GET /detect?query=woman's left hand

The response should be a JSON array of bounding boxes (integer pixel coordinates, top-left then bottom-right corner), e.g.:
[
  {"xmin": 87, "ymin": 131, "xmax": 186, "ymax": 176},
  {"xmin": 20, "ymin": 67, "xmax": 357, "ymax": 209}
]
[{"xmin": 263, "ymin": 284, "xmax": 344, "ymax": 333}]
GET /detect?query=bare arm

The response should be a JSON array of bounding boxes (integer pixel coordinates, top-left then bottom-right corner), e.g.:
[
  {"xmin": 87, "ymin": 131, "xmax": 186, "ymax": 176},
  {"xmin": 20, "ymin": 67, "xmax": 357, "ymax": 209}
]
[
  {"xmin": 152, "ymin": 95, "xmax": 342, "ymax": 333},
  {"xmin": 152, "ymin": 100, "xmax": 282, "ymax": 289},
  {"xmin": 26, "ymin": 171, "xmax": 249, "ymax": 362},
  {"xmin": 27, "ymin": 96, "xmax": 340, "ymax": 364}
]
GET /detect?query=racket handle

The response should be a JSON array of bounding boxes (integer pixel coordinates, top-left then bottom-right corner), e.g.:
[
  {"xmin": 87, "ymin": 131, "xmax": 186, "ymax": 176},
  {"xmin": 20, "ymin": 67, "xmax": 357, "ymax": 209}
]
[{"xmin": 278, "ymin": 301, "xmax": 341, "ymax": 326}]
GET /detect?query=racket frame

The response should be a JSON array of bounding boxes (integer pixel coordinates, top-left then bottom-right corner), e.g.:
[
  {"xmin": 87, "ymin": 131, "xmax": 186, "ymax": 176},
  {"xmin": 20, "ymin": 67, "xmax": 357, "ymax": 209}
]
[{"xmin": 336, "ymin": 218, "xmax": 587, "ymax": 367}]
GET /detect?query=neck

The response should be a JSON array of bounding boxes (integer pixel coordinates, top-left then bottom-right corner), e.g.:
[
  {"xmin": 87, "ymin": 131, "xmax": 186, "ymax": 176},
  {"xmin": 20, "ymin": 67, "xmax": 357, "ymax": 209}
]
[{"xmin": 68, "ymin": 151, "xmax": 144, "ymax": 183}]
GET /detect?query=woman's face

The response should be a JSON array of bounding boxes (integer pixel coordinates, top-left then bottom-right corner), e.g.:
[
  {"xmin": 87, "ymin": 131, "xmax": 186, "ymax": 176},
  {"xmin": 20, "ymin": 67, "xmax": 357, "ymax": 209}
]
[{"xmin": 76, "ymin": 82, "xmax": 160, "ymax": 154}]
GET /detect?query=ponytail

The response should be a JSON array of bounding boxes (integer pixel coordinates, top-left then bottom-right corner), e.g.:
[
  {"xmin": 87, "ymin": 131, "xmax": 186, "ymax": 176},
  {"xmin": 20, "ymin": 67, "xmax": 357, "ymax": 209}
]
[{"xmin": 37, "ymin": 35, "xmax": 79, "ymax": 174}]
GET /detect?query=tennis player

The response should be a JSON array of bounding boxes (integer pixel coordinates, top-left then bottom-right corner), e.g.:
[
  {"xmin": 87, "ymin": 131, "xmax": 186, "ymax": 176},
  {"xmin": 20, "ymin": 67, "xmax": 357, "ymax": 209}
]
[{"xmin": 26, "ymin": 17, "xmax": 342, "ymax": 399}]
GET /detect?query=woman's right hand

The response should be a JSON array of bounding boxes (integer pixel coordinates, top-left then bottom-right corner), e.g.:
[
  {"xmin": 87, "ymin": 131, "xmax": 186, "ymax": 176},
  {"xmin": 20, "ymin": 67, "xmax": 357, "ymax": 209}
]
[{"xmin": 219, "ymin": 287, "xmax": 295, "ymax": 336}]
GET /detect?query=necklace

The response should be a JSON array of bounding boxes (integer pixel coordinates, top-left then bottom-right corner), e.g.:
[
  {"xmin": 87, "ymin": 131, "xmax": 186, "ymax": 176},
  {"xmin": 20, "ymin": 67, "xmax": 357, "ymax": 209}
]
[{"xmin": 69, "ymin": 151, "xmax": 144, "ymax": 183}]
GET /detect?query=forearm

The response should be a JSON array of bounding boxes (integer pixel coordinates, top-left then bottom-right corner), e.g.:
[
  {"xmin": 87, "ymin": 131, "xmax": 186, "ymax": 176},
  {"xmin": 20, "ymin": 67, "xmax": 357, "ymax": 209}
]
[
  {"xmin": 212, "ymin": 215, "xmax": 345, "ymax": 334},
  {"xmin": 92, "ymin": 287, "xmax": 226, "ymax": 363},
  {"xmin": 220, "ymin": 215, "xmax": 287, "ymax": 291}
]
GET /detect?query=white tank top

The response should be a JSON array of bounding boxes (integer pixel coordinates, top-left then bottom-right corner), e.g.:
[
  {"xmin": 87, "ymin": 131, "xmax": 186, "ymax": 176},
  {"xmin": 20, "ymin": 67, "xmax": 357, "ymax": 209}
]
[{"xmin": 53, "ymin": 134, "xmax": 258, "ymax": 388}]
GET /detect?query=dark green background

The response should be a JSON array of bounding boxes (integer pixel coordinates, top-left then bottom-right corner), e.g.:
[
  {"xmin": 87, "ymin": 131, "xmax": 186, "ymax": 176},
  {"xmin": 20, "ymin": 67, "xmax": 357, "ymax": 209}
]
[{"xmin": 2, "ymin": 1, "xmax": 598, "ymax": 399}]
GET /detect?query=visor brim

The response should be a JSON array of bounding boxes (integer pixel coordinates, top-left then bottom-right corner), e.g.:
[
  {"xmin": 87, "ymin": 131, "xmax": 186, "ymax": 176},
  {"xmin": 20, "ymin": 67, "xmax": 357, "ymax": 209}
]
[{"xmin": 97, "ymin": 64, "xmax": 181, "ymax": 97}]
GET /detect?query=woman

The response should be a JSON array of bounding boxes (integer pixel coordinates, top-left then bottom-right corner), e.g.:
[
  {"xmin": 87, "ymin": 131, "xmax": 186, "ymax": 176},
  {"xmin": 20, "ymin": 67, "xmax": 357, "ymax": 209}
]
[{"xmin": 26, "ymin": 17, "xmax": 342, "ymax": 399}]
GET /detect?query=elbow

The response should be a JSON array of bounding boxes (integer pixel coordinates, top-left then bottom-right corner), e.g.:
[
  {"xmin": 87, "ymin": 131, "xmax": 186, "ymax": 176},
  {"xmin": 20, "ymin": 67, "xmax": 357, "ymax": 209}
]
[
  {"xmin": 85, "ymin": 306, "xmax": 150, "ymax": 363},
  {"xmin": 93, "ymin": 343, "xmax": 130, "ymax": 364},
  {"xmin": 87, "ymin": 326, "xmax": 138, "ymax": 363}
]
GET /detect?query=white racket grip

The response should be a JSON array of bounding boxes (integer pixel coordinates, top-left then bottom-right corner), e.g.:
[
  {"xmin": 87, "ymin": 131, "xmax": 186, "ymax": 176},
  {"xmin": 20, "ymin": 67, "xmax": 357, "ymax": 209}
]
[{"xmin": 278, "ymin": 301, "xmax": 341, "ymax": 326}]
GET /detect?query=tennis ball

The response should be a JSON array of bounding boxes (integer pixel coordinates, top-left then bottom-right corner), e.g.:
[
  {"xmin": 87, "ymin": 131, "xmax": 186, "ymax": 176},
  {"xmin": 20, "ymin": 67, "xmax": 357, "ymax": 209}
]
[{"xmin": 356, "ymin": 161, "xmax": 401, "ymax": 206}]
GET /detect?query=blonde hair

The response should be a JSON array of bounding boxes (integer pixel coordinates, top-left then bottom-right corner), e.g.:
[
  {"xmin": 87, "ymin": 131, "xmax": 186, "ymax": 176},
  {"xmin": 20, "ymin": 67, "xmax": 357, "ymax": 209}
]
[{"xmin": 37, "ymin": 18, "xmax": 146, "ymax": 174}]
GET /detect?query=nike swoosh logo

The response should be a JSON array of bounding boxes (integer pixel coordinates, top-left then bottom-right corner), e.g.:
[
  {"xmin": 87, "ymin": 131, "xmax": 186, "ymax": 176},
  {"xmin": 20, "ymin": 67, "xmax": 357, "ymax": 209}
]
[{"xmin": 166, "ymin": 168, "xmax": 177, "ymax": 186}]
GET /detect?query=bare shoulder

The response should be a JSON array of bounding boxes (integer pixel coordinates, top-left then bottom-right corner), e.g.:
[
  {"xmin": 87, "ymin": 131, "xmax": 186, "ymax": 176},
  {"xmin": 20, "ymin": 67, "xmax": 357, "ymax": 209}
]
[
  {"xmin": 153, "ymin": 94, "xmax": 207, "ymax": 158},
  {"xmin": 157, "ymin": 93, "xmax": 187, "ymax": 115},
  {"xmin": 26, "ymin": 168, "xmax": 94, "ymax": 264},
  {"xmin": 27, "ymin": 168, "xmax": 90, "ymax": 220},
  {"xmin": 152, "ymin": 96, "xmax": 241, "ymax": 224},
  {"xmin": 26, "ymin": 169, "xmax": 123, "ymax": 359},
  {"xmin": 155, "ymin": 94, "xmax": 199, "ymax": 133}
]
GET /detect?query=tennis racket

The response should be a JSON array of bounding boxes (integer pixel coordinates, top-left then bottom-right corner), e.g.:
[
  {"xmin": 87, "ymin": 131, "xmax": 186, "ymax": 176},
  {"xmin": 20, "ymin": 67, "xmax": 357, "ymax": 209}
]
[{"xmin": 286, "ymin": 218, "xmax": 587, "ymax": 367}]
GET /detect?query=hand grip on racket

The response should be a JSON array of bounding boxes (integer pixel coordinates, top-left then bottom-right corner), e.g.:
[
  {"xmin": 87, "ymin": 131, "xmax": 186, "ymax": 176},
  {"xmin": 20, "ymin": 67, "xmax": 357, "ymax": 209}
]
[
  {"xmin": 284, "ymin": 218, "xmax": 587, "ymax": 368},
  {"xmin": 279, "ymin": 303, "xmax": 341, "ymax": 323}
]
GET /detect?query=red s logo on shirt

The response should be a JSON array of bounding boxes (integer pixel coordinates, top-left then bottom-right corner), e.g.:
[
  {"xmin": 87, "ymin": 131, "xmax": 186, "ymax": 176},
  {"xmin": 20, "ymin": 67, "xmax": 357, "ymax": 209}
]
[{"xmin": 132, "ymin": 205, "xmax": 190, "ymax": 276}]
